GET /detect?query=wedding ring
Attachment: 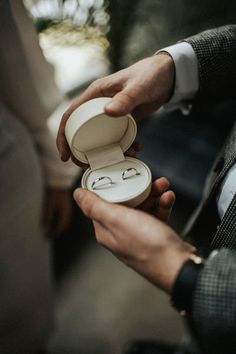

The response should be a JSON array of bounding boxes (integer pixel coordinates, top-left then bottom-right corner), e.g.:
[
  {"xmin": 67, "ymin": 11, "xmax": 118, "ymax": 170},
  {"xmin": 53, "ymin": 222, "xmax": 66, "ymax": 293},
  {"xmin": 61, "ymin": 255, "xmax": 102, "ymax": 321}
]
[
  {"xmin": 91, "ymin": 176, "xmax": 114, "ymax": 190},
  {"xmin": 122, "ymin": 167, "xmax": 140, "ymax": 180}
]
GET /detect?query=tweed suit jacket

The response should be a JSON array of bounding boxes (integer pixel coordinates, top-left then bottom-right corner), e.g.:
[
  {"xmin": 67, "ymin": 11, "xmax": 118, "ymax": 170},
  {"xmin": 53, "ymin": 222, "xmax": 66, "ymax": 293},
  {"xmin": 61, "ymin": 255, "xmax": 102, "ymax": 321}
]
[{"xmin": 178, "ymin": 25, "xmax": 236, "ymax": 354}]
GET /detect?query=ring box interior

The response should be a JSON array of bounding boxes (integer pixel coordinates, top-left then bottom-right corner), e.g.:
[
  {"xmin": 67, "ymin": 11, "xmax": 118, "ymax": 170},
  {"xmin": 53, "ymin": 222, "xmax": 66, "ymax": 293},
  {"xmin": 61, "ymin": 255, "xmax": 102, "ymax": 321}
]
[{"xmin": 65, "ymin": 97, "xmax": 152, "ymax": 207}]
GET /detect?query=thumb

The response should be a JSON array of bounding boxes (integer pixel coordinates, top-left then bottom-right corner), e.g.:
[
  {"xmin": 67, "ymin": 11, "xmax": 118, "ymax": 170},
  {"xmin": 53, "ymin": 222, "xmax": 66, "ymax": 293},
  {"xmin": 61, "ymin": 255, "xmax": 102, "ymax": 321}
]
[
  {"xmin": 104, "ymin": 90, "xmax": 140, "ymax": 117},
  {"xmin": 73, "ymin": 188, "xmax": 117, "ymax": 224}
]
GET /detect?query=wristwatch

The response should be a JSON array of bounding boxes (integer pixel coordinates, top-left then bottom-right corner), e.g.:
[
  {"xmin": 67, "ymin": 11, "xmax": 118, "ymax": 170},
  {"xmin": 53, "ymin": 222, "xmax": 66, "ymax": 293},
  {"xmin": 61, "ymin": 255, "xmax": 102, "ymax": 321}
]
[{"xmin": 170, "ymin": 253, "xmax": 205, "ymax": 316}]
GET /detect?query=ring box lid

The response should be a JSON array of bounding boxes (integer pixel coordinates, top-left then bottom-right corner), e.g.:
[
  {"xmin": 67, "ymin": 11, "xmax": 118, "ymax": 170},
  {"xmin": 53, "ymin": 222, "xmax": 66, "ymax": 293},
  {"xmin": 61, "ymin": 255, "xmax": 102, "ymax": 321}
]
[{"xmin": 65, "ymin": 97, "xmax": 137, "ymax": 170}]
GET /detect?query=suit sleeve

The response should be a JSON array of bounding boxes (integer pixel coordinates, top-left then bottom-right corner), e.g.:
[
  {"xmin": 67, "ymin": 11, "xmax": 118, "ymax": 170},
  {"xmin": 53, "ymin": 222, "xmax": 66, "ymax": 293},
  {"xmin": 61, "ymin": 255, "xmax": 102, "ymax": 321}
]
[
  {"xmin": 189, "ymin": 249, "xmax": 236, "ymax": 354},
  {"xmin": 184, "ymin": 25, "xmax": 236, "ymax": 99}
]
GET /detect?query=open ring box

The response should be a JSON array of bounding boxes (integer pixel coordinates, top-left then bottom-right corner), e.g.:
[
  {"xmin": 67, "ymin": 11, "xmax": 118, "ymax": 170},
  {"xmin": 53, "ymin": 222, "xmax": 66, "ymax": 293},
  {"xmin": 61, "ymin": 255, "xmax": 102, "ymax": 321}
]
[{"xmin": 65, "ymin": 97, "xmax": 152, "ymax": 207}]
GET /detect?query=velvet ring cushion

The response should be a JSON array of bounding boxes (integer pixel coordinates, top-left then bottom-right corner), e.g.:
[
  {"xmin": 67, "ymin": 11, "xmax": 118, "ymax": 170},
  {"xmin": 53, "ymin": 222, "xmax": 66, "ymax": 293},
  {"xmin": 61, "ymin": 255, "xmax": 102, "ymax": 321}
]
[{"xmin": 65, "ymin": 97, "xmax": 152, "ymax": 207}]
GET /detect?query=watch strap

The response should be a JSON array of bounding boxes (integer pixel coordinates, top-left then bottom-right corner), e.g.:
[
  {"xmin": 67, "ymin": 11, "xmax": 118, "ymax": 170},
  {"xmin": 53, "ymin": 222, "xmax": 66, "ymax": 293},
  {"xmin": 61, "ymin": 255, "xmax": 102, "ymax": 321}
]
[{"xmin": 170, "ymin": 253, "xmax": 205, "ymax": 315}]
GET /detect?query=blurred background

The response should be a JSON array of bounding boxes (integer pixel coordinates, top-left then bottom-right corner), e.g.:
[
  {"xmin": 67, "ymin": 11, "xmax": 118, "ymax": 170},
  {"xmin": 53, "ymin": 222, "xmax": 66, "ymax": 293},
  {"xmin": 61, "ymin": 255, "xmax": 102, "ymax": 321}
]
[{"xmin": 22, "ymin": 1, "xmax": 236, "ymax": 353}]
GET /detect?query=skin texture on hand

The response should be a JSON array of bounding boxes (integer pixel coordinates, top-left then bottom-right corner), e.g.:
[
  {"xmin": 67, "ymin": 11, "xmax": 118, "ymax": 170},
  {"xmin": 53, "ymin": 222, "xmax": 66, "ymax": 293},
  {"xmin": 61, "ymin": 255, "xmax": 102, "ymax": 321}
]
[
  {"xmin": 73, "ymin": 179, "xmax": 195, "ymax": 294},
  {"xmin": 139, "ymin": 177, "xmax": 175, "ymax": 222},
  {"xmin": 57, "ymin": 53, "xmax": 175, "ymax": 162}
]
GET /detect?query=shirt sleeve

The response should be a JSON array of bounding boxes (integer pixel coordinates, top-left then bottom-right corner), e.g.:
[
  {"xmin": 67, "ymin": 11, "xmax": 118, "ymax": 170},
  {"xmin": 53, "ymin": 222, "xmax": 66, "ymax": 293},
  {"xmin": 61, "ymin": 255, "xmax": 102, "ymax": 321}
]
[{"xmin": 157, "ymin": 42, "xmax": 199, "ymax": 114}]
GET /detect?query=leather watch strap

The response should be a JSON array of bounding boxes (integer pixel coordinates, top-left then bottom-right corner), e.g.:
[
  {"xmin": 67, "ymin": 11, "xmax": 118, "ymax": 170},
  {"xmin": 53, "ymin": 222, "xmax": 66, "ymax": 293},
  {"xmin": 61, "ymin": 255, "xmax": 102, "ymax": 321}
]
[{"xmin": 170, "ymin": 253, "xmax": 205, "ymax": 316}]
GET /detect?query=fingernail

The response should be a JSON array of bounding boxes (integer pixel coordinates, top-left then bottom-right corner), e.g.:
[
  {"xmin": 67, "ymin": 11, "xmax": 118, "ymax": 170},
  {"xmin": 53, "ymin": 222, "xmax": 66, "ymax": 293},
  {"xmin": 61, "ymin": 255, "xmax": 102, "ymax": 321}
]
[{"xmin": 106, "ymin": 100, "xmax": 123, "ymax": 113}]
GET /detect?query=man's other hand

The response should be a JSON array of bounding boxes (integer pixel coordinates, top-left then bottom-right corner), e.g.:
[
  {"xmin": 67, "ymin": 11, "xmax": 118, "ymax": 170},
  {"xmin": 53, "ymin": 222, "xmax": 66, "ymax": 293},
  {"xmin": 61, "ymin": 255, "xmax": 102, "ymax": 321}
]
[
  {"xmin": 73, "ymin": 188, "xmax": 195, "ymax": 293},
  {"xmin": 57, "ymin": 53, "xmax": 175, "ymax": 162}
]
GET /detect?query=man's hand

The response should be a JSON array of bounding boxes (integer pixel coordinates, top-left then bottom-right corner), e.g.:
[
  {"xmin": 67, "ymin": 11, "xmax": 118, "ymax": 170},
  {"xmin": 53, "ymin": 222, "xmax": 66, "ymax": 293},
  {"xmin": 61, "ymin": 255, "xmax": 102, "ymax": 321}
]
[
  {"xmin": 73, "ymin": 188, "xmax": 195, "ymax": 294},
  {"xmin": 57, "ymin": 53, "xmax": 175, "ymax": 162},
  {"xmin": 139, "ymin": 177, "xmax": 175, "ymax": 222}
]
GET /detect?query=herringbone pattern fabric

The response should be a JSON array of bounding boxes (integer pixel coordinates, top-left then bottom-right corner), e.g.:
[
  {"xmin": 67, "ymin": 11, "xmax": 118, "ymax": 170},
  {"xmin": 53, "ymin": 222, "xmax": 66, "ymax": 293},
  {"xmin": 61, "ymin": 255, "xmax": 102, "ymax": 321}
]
[
  {"xmin": 179, "ymin": 25, "xmax": 236, "ymax": 354},
  {"xmin": 211, "ymin": 194, "xmax": 236, "ymax": 249},
  {"xmin": 185, "ymin": 25, "xmax": 236, "ymax": 99},
  {"xmin": 192, "ymin": 248, "xmax": 236, "ymax": 354}
]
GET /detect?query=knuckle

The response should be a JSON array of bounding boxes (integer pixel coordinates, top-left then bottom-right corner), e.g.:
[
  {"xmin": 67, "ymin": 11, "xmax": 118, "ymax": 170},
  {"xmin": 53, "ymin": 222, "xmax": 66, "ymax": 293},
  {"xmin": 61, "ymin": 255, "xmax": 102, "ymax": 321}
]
[
  {"xmin": 90, "ymin": 78, "xmax": 103, "ymax": 90},
  {"xmin": 119, "ymin": 91, "xmax": 133, "ymax": 103}
]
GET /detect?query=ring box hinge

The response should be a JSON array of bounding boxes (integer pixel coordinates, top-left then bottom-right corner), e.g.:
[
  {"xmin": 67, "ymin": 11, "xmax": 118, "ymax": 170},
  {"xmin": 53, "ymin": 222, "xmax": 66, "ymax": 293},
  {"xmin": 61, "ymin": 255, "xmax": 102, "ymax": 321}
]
[{"xmin": 85, "ymin": 143, "xmax": 125, "ymax": 171}]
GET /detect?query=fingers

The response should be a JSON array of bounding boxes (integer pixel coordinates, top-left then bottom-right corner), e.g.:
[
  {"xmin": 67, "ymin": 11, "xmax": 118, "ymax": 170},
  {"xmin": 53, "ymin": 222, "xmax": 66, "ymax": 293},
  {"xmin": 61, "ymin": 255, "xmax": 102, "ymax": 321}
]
[
  {"xmin": 57, "ymin": 54, "xmax": 175, "ymax": 160},
  {"xmin": 73, "ymin": 188, "xmax": 122, "ymax": 227},
  {"xmin": 73, "ymin": 188, "xmax": 132, "ymax": 251},
  {"xmin": 56, "ymin": 111, "xmax": 72, "ymax": 161},
  {"xmin": 56, "ymin": 74, "xmax": 126, "ymax": 160},
  {"xmin": 104, "ymin": 90, "xmax": 140, "ymax": 117},
  {"xmin": 132, "ymin": 141, "xmax": 142, "ymax": 152},
  {"xmin": 151, "ymin": 177, "xmax": 170, "ymax": 196},
  {"xmin": 154, "ymin": 190, "xmax": 176, "ymax": 221},
  {"xmin": 150, "ymin": 178, "xmax": 175, "ymax": 221},
  {"xmin": 57, "ymin": 68, "xmax": 145, "ymax": 161},
  {"xmin": 125, "ymin": 141, "xmax": 142, "ymax": 158},
  {"xmin": 138, "ymin": 177, "xmax": 175, "ymax": 221},
  {"xmin": 71, "ymin": 155, "xmax": 89, "ymax": 170},
  {"xmin": 138, "ymin": 177, "xmax": 169, "ymax": 213},
  {"xmin": 64, "ymin": 76, "xmax": 120, "ymax": 117}
]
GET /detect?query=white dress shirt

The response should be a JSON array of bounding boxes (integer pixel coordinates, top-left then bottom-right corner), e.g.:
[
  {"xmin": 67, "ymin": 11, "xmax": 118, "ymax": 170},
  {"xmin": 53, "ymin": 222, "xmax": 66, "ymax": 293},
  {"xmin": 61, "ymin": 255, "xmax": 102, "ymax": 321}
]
[{"xmin": 160, "ymin": 43, "xmax": 236, "ymax": 220}]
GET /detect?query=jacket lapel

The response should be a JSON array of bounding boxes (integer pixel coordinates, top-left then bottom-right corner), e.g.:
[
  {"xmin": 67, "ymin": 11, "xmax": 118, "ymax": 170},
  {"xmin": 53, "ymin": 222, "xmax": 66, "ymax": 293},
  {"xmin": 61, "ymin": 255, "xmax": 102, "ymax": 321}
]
[
  {"xmin": 211, "ymin": 193, "xmax": 236, "ymax": 249},
  {"xmin": 184, "ymin": 122, "xmax": 236, "ymax": 248}
]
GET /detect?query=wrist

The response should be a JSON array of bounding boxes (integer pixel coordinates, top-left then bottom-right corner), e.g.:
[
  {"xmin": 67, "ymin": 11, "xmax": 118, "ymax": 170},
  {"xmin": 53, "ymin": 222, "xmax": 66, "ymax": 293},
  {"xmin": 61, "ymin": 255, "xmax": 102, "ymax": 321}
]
[
  {"xmin": 152, "ymin": 52, "xmax": 175, "ymax": 104},
  {"xmin": 170, "ymin": 252, "xmax": 206, "ymax": 315},
  {"xmin": 152, "ymin": 241, "xmax": 196, "ymax": 294}
]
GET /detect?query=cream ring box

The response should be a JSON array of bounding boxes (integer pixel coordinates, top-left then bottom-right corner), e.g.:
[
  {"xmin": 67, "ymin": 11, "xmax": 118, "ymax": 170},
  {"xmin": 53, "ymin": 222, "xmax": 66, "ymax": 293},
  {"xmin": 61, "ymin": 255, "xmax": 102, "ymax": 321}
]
[{"xmin": 65, "ymin": 97, "xmax": 152, "ymax": 207}]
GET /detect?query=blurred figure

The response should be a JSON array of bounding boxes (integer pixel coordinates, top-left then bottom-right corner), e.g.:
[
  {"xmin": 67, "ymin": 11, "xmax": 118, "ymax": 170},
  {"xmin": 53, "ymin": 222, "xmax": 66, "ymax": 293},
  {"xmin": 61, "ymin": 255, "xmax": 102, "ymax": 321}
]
[{"xmin": 0, "ymin": 1, "xmax": 78, "ymax": 353}]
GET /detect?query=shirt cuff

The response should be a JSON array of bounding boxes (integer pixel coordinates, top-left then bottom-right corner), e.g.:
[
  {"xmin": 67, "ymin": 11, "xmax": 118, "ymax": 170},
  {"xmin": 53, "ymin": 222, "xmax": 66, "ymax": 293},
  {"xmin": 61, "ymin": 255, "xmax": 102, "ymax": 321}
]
[{"xmin": 157, "ymin": 42, "xmax": 199, "ymax": 114}]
